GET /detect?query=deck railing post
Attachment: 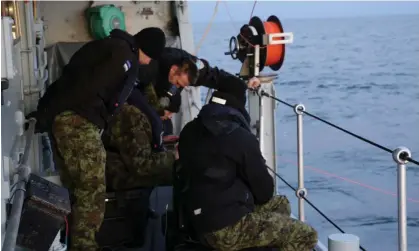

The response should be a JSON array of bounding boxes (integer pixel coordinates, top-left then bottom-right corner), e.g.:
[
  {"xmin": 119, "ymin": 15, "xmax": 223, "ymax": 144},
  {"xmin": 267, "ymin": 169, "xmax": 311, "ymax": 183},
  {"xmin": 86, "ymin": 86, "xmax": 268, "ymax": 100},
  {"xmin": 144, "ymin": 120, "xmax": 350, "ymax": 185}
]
[
  {"xmin": 2, "ymin": 118, "xmax": 36, "ymax": 251},
  {"xmin": 392, "ymin": 146, "xmax": 411, "ymax": 251},
  {"xmin": 254, "ymin": 82, "xmax": 277, "ymax": 183},
  {"xmin": 294, "ymin": 104, "xmax": 307, "ymax": 222}
]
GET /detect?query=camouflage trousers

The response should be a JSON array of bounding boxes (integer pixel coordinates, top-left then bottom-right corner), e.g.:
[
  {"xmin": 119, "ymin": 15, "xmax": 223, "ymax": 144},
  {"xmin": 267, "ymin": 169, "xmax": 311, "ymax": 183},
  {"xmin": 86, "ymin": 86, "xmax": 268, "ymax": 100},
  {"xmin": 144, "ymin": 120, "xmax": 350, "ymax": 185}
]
[
  {"xmin": 104, "ymin": 104, "xmax": 176, "ymax": 190},
  {"xmin": 105, "ymin": 150, "xmax": 173, "ymax": 190},
  {"xmin": 52, "ymin": 111, "xmax": 106, "ymax": 251},
  {"xmin": 203, "ymin": 195, "xmax": 318, "ymax": 251},
  {"xmin": 52, "ymin": 107, "xmax": 176, "ymax": 251}
]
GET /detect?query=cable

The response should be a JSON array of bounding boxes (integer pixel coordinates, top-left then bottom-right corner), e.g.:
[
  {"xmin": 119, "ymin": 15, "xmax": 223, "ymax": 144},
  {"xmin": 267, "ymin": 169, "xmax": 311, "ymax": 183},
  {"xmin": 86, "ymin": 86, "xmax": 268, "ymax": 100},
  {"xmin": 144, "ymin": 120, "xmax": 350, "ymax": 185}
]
[
  {"xmin": 8, "ymin": 185, "xmax": 26, "ymax": 204},
  {"xmin": 276, "ymin": 155, "xmax": 419, "ymax": 203},
  {"xmin": 265, "ymin": 165, "xmax": 367, "ymax": 251},
  {"xmin": 249, "ymin": 1, "xmax": 257, "ymax": 20},
  {"xmin": 182, "ymin": 1, "xmax": 220, "ymax": 128},
  {"xmin": 8, "ymin": 179, "xmax": 26, "ymax": 194},
  {"xmin": 260, "ymin": 90, "xmax": 419, "ymax": 166},
  {"xmin": 194, "ymin": 0, "xmax": 220, "ymax": 54},
  {"xmin": 307, "ymin": 165, "xmax": 419, "ymax": 203}
]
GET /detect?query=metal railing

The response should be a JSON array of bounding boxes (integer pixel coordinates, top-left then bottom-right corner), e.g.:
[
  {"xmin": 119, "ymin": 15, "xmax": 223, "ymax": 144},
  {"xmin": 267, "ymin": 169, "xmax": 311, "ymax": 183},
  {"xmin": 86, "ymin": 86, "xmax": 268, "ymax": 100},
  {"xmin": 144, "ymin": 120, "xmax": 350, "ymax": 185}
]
[
  {"xmin": 2, "ymin": 118, "xmax": 37, "ymax": 251},
  {"xmin": 258, "ymin": 88, "xmax": 417, "ymax": 251}
]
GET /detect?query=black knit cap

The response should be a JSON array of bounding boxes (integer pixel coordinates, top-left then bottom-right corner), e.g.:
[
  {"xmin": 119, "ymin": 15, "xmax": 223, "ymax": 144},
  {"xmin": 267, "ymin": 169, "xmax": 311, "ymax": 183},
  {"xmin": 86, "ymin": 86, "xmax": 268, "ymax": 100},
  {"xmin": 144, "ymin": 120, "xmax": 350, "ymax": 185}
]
[
  {"xmin": 210, "ymin": 91, "xmax": 245, "ymax": 109},
  {"xmin": 134, "ymin": 27, "xmax": 166, "ymax": 59},
  {"xmin": 209, "ymin": 91, "xmax": 250, "ymax": 123}
]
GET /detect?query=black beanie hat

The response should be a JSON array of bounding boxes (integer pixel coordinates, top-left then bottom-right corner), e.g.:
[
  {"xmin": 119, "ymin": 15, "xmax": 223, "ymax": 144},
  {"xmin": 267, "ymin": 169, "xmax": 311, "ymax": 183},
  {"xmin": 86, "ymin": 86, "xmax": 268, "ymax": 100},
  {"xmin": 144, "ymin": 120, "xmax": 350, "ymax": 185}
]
[
  {"xmin": 210, "ymin": 91, "xmax": 245, "ymax": 110},
  {"xmin": 209, "ymin": 91, "xmax": 250, "ymax": 123},
  {"xmin": 134, "ymin": 27, "xmax": 166, "ymax": 59}
]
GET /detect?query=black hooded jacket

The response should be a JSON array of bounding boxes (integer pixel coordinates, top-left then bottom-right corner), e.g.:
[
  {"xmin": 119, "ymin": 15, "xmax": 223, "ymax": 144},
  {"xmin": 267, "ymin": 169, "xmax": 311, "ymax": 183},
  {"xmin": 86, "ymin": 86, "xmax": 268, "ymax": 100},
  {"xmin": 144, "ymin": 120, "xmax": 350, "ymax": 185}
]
[
  {"xmin": 34, "ymin": 30, "xmax": 145, "ymax": 132},
  {"xmin": 177, "ymin": 103, "xmax": 274, "ymax": 233}
]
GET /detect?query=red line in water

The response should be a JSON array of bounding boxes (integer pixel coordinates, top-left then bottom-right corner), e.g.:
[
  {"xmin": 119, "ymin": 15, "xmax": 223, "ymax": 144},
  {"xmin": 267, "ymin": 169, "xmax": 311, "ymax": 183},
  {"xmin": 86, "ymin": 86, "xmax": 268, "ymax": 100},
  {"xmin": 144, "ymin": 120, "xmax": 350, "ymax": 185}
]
[{"xmin": 276, "ymin": 156, "xmax": 419, "ymax": 204}]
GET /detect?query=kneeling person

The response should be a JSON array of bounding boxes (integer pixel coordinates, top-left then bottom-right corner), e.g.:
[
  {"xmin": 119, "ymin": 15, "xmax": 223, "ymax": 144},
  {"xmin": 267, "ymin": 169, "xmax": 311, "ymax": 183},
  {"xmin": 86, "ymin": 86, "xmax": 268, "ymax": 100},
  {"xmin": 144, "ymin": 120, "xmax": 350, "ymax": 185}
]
[
  {"xmin": 177, "ymin": 86, "xmax": 318, "ymax": 251},
  {"xmin": 103, "ymin": 83, "xmax": 180, "ymax": 190},
  {"xmin": 103, "ymin": 57, "xmax": 193, "ymax": 190}
]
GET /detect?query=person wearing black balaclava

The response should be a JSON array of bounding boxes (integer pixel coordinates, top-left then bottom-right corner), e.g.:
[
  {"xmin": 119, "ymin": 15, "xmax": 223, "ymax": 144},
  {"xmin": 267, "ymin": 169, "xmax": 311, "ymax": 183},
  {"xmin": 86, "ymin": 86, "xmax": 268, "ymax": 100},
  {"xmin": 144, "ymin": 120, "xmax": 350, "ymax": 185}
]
[
  {"xmin": 32, "ymin": 27, "xmax": 167, "ymax": 251},
  {"xmin": 176, "ymin": 75, "xmax": 318, "ymax": 251}
]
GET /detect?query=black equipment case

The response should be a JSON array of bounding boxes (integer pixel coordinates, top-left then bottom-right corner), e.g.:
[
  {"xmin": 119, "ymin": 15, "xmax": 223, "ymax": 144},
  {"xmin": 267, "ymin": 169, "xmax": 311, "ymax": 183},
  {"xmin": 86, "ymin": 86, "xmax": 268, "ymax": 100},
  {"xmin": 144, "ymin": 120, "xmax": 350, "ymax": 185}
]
[{"xmin": 16, "ymin": 173, "xmax": 71, "ymax": 251}]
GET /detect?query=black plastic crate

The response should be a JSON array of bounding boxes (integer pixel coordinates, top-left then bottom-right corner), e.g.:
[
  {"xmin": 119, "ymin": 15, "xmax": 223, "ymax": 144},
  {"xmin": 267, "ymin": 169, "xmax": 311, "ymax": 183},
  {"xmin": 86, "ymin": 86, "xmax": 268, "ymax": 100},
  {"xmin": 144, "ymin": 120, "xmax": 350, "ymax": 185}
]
[{"xmin": 16, "ymin": 173, "xmax": 71, "ymax": 251}]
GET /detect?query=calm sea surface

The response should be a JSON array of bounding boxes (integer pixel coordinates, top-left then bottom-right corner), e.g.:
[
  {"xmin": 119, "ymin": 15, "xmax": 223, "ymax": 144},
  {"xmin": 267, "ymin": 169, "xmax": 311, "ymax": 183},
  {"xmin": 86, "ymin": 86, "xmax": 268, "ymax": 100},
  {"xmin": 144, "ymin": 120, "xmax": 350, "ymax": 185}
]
[{"xmin": 193, "ymin": 14, "xmax": 419, "ymax": 251}]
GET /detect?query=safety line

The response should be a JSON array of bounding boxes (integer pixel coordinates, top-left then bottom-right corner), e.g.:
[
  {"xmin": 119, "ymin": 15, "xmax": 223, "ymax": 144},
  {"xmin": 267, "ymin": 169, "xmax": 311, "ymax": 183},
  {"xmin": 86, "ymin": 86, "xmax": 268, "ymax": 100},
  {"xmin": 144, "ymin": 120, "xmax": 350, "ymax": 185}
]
[
  {"xmin": 194, "ymin": 0, "xmax": 220, "ymax": 54},
  {"xmin": 249, "ymin": 0, "xmax": 257, "ymax": 20},
  {"xmin": 185, "ymin": 1, "xmax": 220, "ymax": 127},
  {"xmin": 266, "ymin": 165, "xmax": 368, "ymax": 251},
  {"xmin": 261, "ymin": 90, "xmax": 419, "ymax": 166},
  {"xmin": 276, "ymin": 156, "xmax": 419, "ymax": 204}
]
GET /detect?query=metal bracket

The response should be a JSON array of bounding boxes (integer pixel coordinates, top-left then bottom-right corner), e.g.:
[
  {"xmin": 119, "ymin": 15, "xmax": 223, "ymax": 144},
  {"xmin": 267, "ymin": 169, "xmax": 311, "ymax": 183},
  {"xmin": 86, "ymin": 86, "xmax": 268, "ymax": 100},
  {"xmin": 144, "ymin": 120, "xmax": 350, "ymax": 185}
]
[
  {"xmin": 263, "ymin": 32, "xmax": 294, "ymax": 45},
  {"xmin": 392, "ymin": 147, "xmax": 411, "ymax": 165},
  {"xmin": 294, "ymin": 103, "xmax": 305, "ymax": 115},
  {"xmin": 296, "ymin": 188, "xmax": 307, "ymax": 199}
]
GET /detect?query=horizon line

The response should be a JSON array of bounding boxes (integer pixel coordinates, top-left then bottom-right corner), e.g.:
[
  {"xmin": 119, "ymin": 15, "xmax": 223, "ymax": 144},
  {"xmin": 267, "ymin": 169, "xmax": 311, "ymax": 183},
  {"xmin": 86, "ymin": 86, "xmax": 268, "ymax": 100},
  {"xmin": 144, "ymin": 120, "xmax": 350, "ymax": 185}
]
[{"xmin": 191, "ymin": 12, "xmax": 419, "ymax": 25}]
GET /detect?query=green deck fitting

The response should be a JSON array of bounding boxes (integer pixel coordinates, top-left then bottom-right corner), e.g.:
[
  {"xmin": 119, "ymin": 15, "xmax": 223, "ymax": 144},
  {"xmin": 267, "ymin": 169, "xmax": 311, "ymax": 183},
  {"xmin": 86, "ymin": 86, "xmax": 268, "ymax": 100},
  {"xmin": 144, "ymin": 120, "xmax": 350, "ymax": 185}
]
[{"xmin": 86, "ymin": 4, "xmax": 126, "ymax": 40}]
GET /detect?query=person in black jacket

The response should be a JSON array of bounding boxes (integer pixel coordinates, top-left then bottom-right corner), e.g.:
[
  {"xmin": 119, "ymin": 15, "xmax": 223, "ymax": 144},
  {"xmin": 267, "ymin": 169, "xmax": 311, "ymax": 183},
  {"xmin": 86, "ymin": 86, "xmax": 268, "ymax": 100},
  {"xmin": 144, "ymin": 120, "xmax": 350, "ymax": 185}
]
[
  {"xmin": 126, "ymin": 56, "xmax": 197, "ymax": 152},
  {"xmin": 101, "ymin": 57, "xmax": 188, "ymax": 191},
  {"xmin": 38, "ymin": 28, "xmax": 166, "ymax": 251},
  {"xmin": 102, "ymin": 82, "xmax": 182, "ymax": 191},
  {"xmin": 177, "ymin": 78, "xmax": 318, "ymax": 251},
  {"xmin": 99, "ymin": 54, "xmax": 195, "ymax": 196},
  {"xmin": 153, "ymin": 47, "xmax": 261, "ymax": 103},
  {"xmin": 135, "ymin": 46, "xmax": 260, "ymax": 150}
]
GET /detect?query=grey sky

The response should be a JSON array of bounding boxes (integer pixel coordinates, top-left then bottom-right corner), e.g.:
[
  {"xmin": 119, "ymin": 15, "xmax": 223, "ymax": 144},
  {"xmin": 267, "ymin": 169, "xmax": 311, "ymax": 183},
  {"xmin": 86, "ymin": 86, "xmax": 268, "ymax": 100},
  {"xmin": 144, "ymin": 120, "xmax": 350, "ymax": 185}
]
[{"xmin": 188, "ymin": 1, "xmax": 419, "ymax": 23}]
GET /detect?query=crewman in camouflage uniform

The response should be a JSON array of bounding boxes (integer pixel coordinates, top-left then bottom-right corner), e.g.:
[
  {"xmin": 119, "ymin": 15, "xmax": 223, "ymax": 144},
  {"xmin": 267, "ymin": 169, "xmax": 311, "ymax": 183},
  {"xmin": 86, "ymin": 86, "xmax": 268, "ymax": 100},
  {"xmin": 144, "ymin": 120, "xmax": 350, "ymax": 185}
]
[
  {"xmin": 177, "ymin": 77, "xmax": 318, "ymax": 250},
  {"xmin": 103, "ymin": 81, "xmax": 182, "ymax": 190},
  {"xmin": 35, "ymin": 28, "xmax": 167, "ymax": 251},
  {"xmin": 99, "ymin": 52, "xmax": 196, "ymax": 190},
  {"xmin": 102, "ymin": 50, "xmax": 262, "ymax": 190}
]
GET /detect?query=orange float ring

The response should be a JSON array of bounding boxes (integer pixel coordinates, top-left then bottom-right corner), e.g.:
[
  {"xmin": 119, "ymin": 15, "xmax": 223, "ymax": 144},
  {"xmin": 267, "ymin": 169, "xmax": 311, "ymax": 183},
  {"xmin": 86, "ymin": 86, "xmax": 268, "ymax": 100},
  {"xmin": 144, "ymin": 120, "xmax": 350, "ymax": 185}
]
[{"xmin": 245, "ymin": 15, "xmax": 286, "ymax": 71}]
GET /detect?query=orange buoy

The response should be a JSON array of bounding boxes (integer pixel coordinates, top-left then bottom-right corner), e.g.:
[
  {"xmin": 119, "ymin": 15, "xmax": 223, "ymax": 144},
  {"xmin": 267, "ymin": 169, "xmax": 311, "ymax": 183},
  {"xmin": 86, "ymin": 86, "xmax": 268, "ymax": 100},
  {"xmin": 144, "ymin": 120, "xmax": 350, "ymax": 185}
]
[{"xmin": 242, "ymin": 15, "xmax": 286, "ymax": 72}]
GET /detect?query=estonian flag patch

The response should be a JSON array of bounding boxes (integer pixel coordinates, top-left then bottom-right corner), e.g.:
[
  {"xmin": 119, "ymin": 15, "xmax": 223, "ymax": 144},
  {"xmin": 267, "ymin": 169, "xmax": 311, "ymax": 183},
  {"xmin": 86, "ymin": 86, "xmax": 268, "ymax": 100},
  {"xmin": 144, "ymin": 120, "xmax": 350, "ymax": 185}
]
[{"xmin": 123, "ymin": 61, "xmax": 132, "ymax": 72}]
